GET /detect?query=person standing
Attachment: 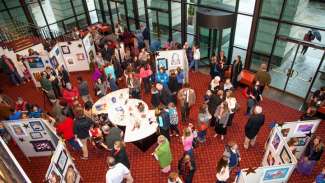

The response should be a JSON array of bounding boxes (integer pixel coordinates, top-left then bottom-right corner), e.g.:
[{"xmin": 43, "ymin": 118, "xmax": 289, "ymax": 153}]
[
  {"xmin": 168, "ymin": 71, "xmax": 180, "ymax": 104},
  {"xmin": 189, "ymin": 45, "xmax": 200, "ymax": 72},
  {"xmin": 155, "ymin": 108, "xmax": 171, "ymax": 141},
  {"xmin": 210, "ymin": 55, "xmax": 218, "ymax": 79},
  {"xmin": 141, "ymin": 23, "xmax": 150, "ymax": 50},
  {"xmin": 223, "ymin": 141, "xmax": 241, "ymax": 171},
  {"xmin": 314, "ymin": 167, "xmax": 325, "ymax": 183},
  {"xmin": 254, "ymin": 64, "xmax": 271, "ymax": 94},
  {"xmin": 152, "ymin": 135, "xmax": 172, "ymax": 173},
  {"xmin": 112, "ymin": 141, "xmax": 130, "ymax": 169},
  {"xmin": 56, "ymin": 116, "xmax": 81, "ymax": 151},
  {"xmin": 214, "ymin": 102, "xmax": 230, "ymax": 140},
  {"xmin": 139, "ymin": 62, "xmax": 152, "ymax": 93},
  {"xmin": 73, "ymin": 107, "xmax": 93, "ymax": 160},
  {"xmin": 231, "ymin": 55, "xmax": 242, "ymax": 88},
  {"xmin": 94, "ymin": 78, "xmax": 108, "ymax": 98},
  {"xmin": 216, "ymin": 157, "xmax": 230, "ymax": 183},
  {"xmin": 168, "ymin": 102, "xmax": 180, "ymax": 137},
  {"xmin": 2, "ymin": 55, "xmax": 23, "ymax": 86},
  {"xmin": 101, "ymin": 44, "xmax": 113, "ymax": 61},
  {"xmin": 102, "ymin": 125, "xmax": 123, "ymax": 151},
  {"xmin": 177, "ymin": 83, "xmax": 196, "ymax": 123},
  {"xmin": 105, "ymin": 156, "xmax": 133, "ymax": 183},
  {"xmin": 77, "ymin": 76, "xmax": 93, "ymax": 103},
  {"xmin": 244, "ymin": 106, "xmax": 265, "ymax": 149},
  {"xmin": 176, "ymin": 67, "xmax": 185, "ymax": 88},
  {"xmin": 197, "ymin": 104, "xmax": 211, "ymax": 143},
  {"xmin": 301, "ymin": 31, "xmax": 314, "ymax": 55},
  {"xmin": 156, "ymin": 68, "xmax": 169, "ymax": 88},
  {"xmin": 178, "ymin": 154, "xmax": 196, "ymax": 183},
  {"xmin": 225, "ymin": 90, "xmax": 238, "ymax": 126},
  {"xmin": 156, "ymin": 83, "xmax": 172, "ymax": 106},
  {"xmin": 40, "ymin": 72, "xmax": 56, "ymax": 103},
  {"xmin": 182, "ymin": 126, "xmax": 194, "ymax": 157}
]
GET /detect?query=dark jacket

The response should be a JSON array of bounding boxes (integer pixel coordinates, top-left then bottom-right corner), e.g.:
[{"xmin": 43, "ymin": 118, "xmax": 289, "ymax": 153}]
[
  {"xmin": 168, "ymin": 76, "xmax": 179, "ymax": 93},
  {"xmin": 78, "ymin": 81, "xmax": 90, "ymax": 96},
  {"xmin": 305, "ymin": 142, "xmax": 324, "ymax": 161},
  {"xmin": 157, "ymin": 110, "xmax": 171, "ymax": 130},
  {"xmin": 101, "ymin": 47, "xmax": 113, "ymax": 61},
  {"xmin": 207, "ymin": 94, "xmax": 223, "ymax": 115},
  {"xmin": 104, "ymin": 127, "xmax": 122, "ymax": 150},
  {"xmin": 112, "ymin": 147, "xmax": 130, "ymax": 168},
  {"xmin": 245, "ymin": 114, "xmax": 265, "ymax": 139},
  {"xmin": 231, "ymin": 60, "xmax": 242, "ymax": 80},
  {"xmin": 178, "ymin": 156, "xmax": 196, "ymax": 181},
  {"xmin": 73, "ymin": 116, "xmax": 92, "ymax": 139},
  {"xmin": 159, "ymin": 87, "xmax": 172, "ymax": 106}
]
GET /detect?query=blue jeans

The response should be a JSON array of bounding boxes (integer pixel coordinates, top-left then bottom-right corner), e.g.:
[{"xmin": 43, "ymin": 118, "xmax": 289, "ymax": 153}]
[
  {"xmin": 189, "ymin": 59, "xmax": 199, "ymax": 71},
  {"xmin": 185, "ymin": 148, "xmax": 194, "ymax": 158}
]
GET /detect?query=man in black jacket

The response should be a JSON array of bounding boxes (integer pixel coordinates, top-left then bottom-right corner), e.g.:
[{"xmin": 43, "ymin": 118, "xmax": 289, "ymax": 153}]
[
  {"xmin": 244, "ymin": 106, "xmax": 265, "ymax": 149},
  {"xmin": 155, "ymin": 107, "xmax": 171, "ymax": 141}
]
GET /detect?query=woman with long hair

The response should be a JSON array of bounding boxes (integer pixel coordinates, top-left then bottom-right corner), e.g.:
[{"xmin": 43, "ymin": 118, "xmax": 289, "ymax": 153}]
[
  {"xmin": 216, "ymin": 157, "xmax": 230, "ymax": 183},
  {"xmin": 182, "ymin": 126, "xmax": 194, "ymax": 157},
  {"xmin": 112, "ymin": 140, "xmax": 130, "ymax": 169},
  {"xmin": 214, "ymin": 102, "xmax": 230, "ymax": 140},
  {"xmin": 225, "ymin": 90, "xmax": 238, "ymax": 126}
]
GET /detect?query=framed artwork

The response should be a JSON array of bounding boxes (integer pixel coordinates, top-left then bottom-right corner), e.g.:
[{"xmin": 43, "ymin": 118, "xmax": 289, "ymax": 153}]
[
  {"xmin": 89, "ymin": 36, "xmax": 94, "ymax": 46},
  {"xmin": 61, "ymin": 45, "xmax": 70, "ymax": 54},
  {"xmin": 30, "ymin": 132, "xmax": 43, "ymax": 139},
  {"xmin": 280, "ymin": 147, "xmax": 292, "ymax": 164},
  {"xmin": 295, "ymin": 123, "xmax": 314, "ymax": 135},
  {"xmin": 46, "ymin": 164, "xmax": 62, "ymax": 183},
  {"xmin": 56, "ymin": 150, "xmax": 68, "ymax": 174},
  {"xmin": 89, "ymin": 50, "xmax": 94, "ymax": 62},
  {"xmin": 67, "ymin": 57, "xmax": 74, "ymax": 65},
  {"xmin": 27, "ymin": 57, "xmax": 45, "ymax": 69},
  {"xmin": 157, "ymin": 58, "xmax": 168, "ymax": 70},
  {"xmin": 267, "ymin": 151, "xmax": 275, "ymax": 166},
  {"xmin": 50, "ymin": 56, "xmax": 58, "ymax": 68},
  {"xmin": 76, "ymin": 53, "xmax": 85, "ymax": 61},
  {"xmin": 170, "ymin": 53, "xmax": 181, "ymax": 66},
  {"xmin": 11, "ymin": 124, "xmax": 26, "ymax": 137},
  {"xmin": 55, "ymin": 47, "xmax": 60, "ymax": 56},
  {"xmin": 262, "ymin": 167, "xmax": 289, "ymax": 182},
  {"xmin": 281, "ymin": 128, "xmax": 290, "ymax": 138},
  {"xmin": 30, "ymin": 140, "xmax": 54, "ymax": 152},
  {"xmin": 271, "ymin": 133, "xmax": 281, "ymax": 152},
  {"xmin": 29, "ymin": 121, "xmax": 44, "ymax": 131},
  {"xmin": 65, "ymin": 164, "xmax": 77, "ymax": 183},
  {"xmin": 295, "ymin": 136, "xmax": 308, "ymax": 146}
]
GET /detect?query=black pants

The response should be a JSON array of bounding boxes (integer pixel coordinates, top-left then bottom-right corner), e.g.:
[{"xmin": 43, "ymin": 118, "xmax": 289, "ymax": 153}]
[
  {"xmin": 159, "ymin": 127, "xmax": 170, "ymax": 141},
  {"xmin": 170, "ymin": 124, "xmax": 180, "ymax": 134},
  {"xmin": 260, "ymin": 85, "xmax": 266, "ymax": 95},
  {"xmin": 227, "ymin": 113, "xmax": 235, "ymax": 126},
  {"xmin": 181, "ymin": 103, "xmax": 190, "ymax": 123},
  {"xmin": 143, "ymin": 77, "xmax": 151, "ymax": 93},
  {"xmin": 210, "ymin": 116, "xmax": 216, "ymax": 127},
  {"xmin": 301, "ymin": 46, "xmax": 308, "ymax": 55}
]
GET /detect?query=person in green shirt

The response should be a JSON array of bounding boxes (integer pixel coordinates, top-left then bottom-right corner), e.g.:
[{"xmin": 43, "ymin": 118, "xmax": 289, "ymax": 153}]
[
  {"xmin": 152, "ymin": 135, "xmax": 172, "ymax": 173},
  {"xmin": 40, "ymin": 72, "xmax": 56, "ymax": 102}
]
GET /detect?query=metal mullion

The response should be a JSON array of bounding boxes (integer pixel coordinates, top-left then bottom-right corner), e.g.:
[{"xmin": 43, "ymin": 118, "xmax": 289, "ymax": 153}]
[
  {"xmin": 69, "ymin": 0, "xmax": 80, "ymax": 28},
  {"xmin": 227, "ymin": 0, "xmax": 240, "ymax": 65},
  {"xmin": 123, "ymin": 0, "xmax": 130, "ymax": 30},
  {"xmin": 180, "ymin": 0, "xmax": 187, "ymax": 44},
  {"xmin": 98, "ymin": 0, "xmax": 107, "ymax": 23},
  {"xmin": 81, "ymin": 0, "xmax": 91, "ymax": 25},
  {"xmin": 132, "ymin": 0, "xmax": 140, "ymax": 29},
  {"xmin": 283, "ymin": 44, "xmax": 300, "ymax": 92},
  {"xmin": 144, "ymin": 0, "xmax": 151, "ymax": 43},
  {"xmin": 168, "ymin": 0, "xmax": 172, "ymax": 41},
  {"xmin": 37, "ymin": 0, "xmax": 53, "ymax": 38},
  {"xmin": 106, "ymin": 0, "xmax": 115, "ymax": 31}
]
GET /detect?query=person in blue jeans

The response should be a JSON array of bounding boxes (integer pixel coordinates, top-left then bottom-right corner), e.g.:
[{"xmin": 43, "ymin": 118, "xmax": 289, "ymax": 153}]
[
  {"xmin": 156, "ymin": 68, "xmax": 169, "ymax": 87},
  {"xmin": 189, "ymin": 45, "xmax": 200, "ymax": 72},
  {"xmin": 315, "ymin": 167, "xmax": 325, "ymax": 183}
]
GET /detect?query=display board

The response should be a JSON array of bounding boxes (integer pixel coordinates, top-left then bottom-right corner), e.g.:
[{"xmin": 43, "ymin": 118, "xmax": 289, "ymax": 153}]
[
  {"xmin": 59, "ymin": 40, "xmax": 90, "ymax": 72},
  {"xmin": 0, "ymin": 137, "xmax": 31, "ymax": 183},
  {"xmin": 45, "ymin": 141, "xmax": 81, "ymax": 183},
  {"xmin": 156, "ymin": 49, "xmax": 189, "ymax": 82},
  {"xmin": 82, "ymin": 33, "xmax": 96, "ymax": 66},
  {"xmin": 3, "ymin": 118, "xmax": 59, "ymax": 157},
  {"xmin": 48, "ymin": 43, "xmax": 67, "ymax": 69}
]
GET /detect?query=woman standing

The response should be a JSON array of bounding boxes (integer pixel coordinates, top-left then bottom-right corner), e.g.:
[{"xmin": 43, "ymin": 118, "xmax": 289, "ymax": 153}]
[
  {"xmin": 231, "ymin": 55, "xmax": 242, "ymax": 89},
  {"xmin": 178, "ymin": 154, "xmax": 196, "ymax": 183},
  {"xmin": 152, "ymin": 135, "xmax": 172, "ymax": 173},
  {"xmin": 246, "ymin": 80, "xmax": 263, "ymax": 115},
  {"xmin": 182, "ymin": 126, "xmax": 194, "ymax": 157},
  {"xmin": 223, "ymin": 141, "xmax": 241, "ymax": 171},
  {"xmin": 216, "ymin": 157, "xmax": 230, "ymax": 183},
  {"xmin": 210, "ymin": 55, "xmax": 218, "ymax": 79},
  {"xmin": 168, "ymin": 71, "xmax": 180, "ymax": 104},
  {"xmin": 139, "ymin": 62, "xmax": 152, "ymax": 93},
  {"xmin": 214, "ymin": 102, "xmax": 230, "ymax": 140},
  {"xmin": 112, "ymin": 141, "xmax": 130, "ymax": 169},
  {"xmin": 94, "ymin": 78, "xmax": 108, "ymax": 98},
  {"xmin": 225, "ymin": 90, "xmax": 238, "ymax": 126}
]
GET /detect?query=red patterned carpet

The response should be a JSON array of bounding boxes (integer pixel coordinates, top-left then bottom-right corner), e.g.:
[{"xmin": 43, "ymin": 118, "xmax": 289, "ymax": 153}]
[{"xmin": 1, "ymin": 71, "xmax": 324, "ymax": 183}]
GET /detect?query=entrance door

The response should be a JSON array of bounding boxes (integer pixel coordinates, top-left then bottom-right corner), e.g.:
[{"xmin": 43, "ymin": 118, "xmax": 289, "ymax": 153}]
[{"xmin": 269, "ymin": 39, "xmax": 324, "ymax": 98}]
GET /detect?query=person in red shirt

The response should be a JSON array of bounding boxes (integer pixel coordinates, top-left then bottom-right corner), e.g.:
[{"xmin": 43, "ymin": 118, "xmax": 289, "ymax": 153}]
[
  {"xmin": 56, "ymin": 116, "xmax": 81, "ymax": 151},
  {"xmin": 62, "ymin": 83, "xmax": 79, "ymax": 106},
  {"xmin": 301, "ymin": 31, "xmax": 315, "ymax": 55},
  {"xmin": 15, "ymin": 97, "xmax": 28, "ymax": 111}
]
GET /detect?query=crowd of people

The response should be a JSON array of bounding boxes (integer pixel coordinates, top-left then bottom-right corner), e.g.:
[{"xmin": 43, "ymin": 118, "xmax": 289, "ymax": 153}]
[{"xmin": 0, "ymin": 21, "xmax": 324, "ymax": 183}]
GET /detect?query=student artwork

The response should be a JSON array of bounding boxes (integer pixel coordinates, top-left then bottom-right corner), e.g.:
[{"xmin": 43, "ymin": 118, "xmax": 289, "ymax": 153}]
[
  {"xmin": 294, "ymin": 123, "xmax": 314, "ymax": 135},
  {"xmin": 46, "ymin": 164, "xmax": 62, "ymax": 183},
  {"xmin": 65, "ymin": 164, "xmax": 77, "ymax": 183},
  {"xmin": 76, "ymin": 53, "xmax": 85, "ymax": 61},
  {"xmin": 262, "ymin": 167, "xmax": 289, "ymax": 182},
  {"xmin": 89, "ymin": 50, "xmax": 95, "ymax": 62},
  {"xmin": 11, "ymin": 124, "xmax": 26, "ymax": 137},
  {"xmin": 56, "ymin": 150, "xmax": 68, "ymax": 174},
  {"xmin": 55, "ymin": 48, "xmax": 60, "ymax": 56},
  {"xmin": 30, "ymin": 140, "xmax": 54, "ymax": 152},
  {"xmin": 295, "ymin": 136, "xmax": 307, "ymax": 146},
  {"xmin": 32, "ymin": 72, "xmax": 42, "ymax": 81},
  {"xmin": 170, "ymin": 53, "xmax": 181, "ymax": 66},
  {"xmin": 89, "ymin": 36, "xmax": 94, "ymax": 46},
  {"xmin": 50, "ymin": 56, "xmax": 58, "ymax": 68},
  {"xmin": 29, "ymin": 121, "xmax": 44, "ymax": 131},
  {"xmin": 280, "ymin": 147, "xmax": 292, "ymax": 164},
  {"xmin": 267, "ymin": 151, "xmax": 275, "ymax": 166},
  {"xmin": 67, "ymin": 57, "xmax": 74, "ymax": 65},
  {"xmin": 111, "ymin": 97, "xmax": 117, "ymax": 103},
  {"xmin": 271, "ymin": 133, "xmax": 281, "ymax": 151},
  {"xmin": 281, "ymin": 128, "xmax": 290, "ymax": 138},
  {"xmin": 61, "ymin": 45, "xmax": 70, "ymax": 54},
  {"xmin": 27, "ymin": 57, "xmax": 45, "ymax": 69},
  {"xmin": 30, "ymin": 132, "xmax": 43, "ymax": 139},
  {"xmin": 157, "ymin": 58, "xmax": 168, "ymax": 70}
]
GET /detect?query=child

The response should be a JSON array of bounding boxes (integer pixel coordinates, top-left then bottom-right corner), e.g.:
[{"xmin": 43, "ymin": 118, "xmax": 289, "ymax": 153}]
[
  {"xmin": 197, "ymin": 104, "xmax": 211, "ymax": 143},
  {"xmin": 168, "ymin": 102, "xmax": 180, "ymax": 136},
  {"xmin": 151, "ymin": 85, "xmax": 160, "ymax": 108},
  {"xmin": 89, "ymin": 124, "xmax": 108, "ymax": 150},
  {"xmin": 223, "ymin": 78, "xmax": 233, "ymax": 91},
  {"xmin": 28, "ymin": 105, "xmax": 43, "ymax": 118}
]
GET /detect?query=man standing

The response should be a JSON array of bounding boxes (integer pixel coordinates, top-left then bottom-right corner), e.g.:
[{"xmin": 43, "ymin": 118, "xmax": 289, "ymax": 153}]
[
  {"xmin": 255, "ymin": 64, "xmax": 271, "ymax": 94},
  {"xmin": 106, "ymin": 156, "xmax": 133, "ymax": 183},
  {"xmin": 244, "ymin": 106, "xmax": 265, "ymax": 149},
  {"xmin": 101, "ymin": 44, "xmax": 113, "ymax": 61},
  {"xmin": 102, "ymin": 124, "xmax": 123, "ymax": 151},
  {"xmin": 77, "ymin": 76, "xmax": 93, "ymax": 103},
  {"xmin": 178, "ymin": 83, "xmax": 196, "ymax": 123},
  {"xmin": 156, "ymin": 83, "xmax": 172, "ymax": 106},
  {"xmin": 141, "ymin": 23, "xmax": 150, "ymax": 50}
]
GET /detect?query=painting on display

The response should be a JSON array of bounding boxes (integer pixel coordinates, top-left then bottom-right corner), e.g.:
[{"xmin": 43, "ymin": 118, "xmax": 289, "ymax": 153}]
[
  {"xmin": 89, "ymin": 50, "xmax": 95, "ymax": 62},
  {"xmin": 294, "ymin": 123, "xmax": 314, "ymax": 135},
  {"xmin": 76, "ymin": 53, "xmax": 85, "ymax": 61},
  {"xmin": 61, "ymin": 45, "xmax": 70, "ymax": 54},
  {"xmin": 157, "ymin": 58, "xmax": 168, "ymax": 70},
  {"xmin": 50, "ymin": 56, "xmax": 59, "ymax": 68},
  {"xmin": 55, "ymin": 47, "xmax": 60, "ymax": 56},
  {"xmin": 27, "ymin": 57, "xmax": 45, "ymax": 69},
  {"xmin": 262, "ymin": 167, "xmax": 289, "ymax": 182},
  {"xmin": 281, "ymin": 128, "xmax": 290, "ymax": 138},
  {"xmin": 11, "ymin": 124, "xmax": 26, "ymax": 137},
  {"xmin": 292, "ymin": 136, "xmax": 308, "ymax": 146},
  {"xmin": 67, "ymin": 57, "xmax": 74, "ymax": 65},
  {"xmin": 30, "ymin": 132, "xmax": 43, "ymax": 139},
  {"xmin": 271, "ymin": 133, "xmax": 281, "ymax": 152},
  {"xmin": 30, "ymin": 140, "xmax": 54, "ymax": 152},
  {"xmin": 280, "ymin": 147, "xmax": 292, "ymax": 164},
  {"xmin": 267, "ymin": 151, "xmax": 275, "ymax": 166},
  {"xmin": 170, "ymin": 53, "xmax": 181, "ymax": 66},
  {"xmin": 46, "ymin": 164, "xmax": 62, "ymax": 183},
  {"xmin": 65, "ymin": 164, "xmax": 77, "ymax": 183},
  {"xmin": 56, "ymin": 150, "xmax": 68, "ymax": 174},
  {"xmin": 29, "ymin": 121, "xmax": 44, "ymax": 131},
  {"xmin": 32, "ymin": 72, "xmax": 42, "ymax": 82}
]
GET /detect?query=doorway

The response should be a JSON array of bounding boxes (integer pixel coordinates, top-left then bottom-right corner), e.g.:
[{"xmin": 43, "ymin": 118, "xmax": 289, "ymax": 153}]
[{"xmin": 269, "ymin": 37, "xmax": 325, "ymax": 98}]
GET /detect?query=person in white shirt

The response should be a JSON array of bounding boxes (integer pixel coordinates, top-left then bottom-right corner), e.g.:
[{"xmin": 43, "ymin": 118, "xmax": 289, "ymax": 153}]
[
  {"xmin": 225, "ymin": 90, "xmax": 238, "ymax": 126},
  {"xmin": 106, "ymin": 156, "xmax": 133, "ymax": 183},
  {"xmin": 189, "ymin": 45, "xmax": 200, "ymax": 72},
  {"xmin": 216, "ymin": 156, "xmax": 230, "ymax": 183}
]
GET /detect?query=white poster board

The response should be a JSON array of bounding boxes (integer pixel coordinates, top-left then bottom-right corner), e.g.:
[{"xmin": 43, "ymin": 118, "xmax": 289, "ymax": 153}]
[
  {"xmin": 156, "ymin": 49, "xmax": 189, "ymax": 82},
  {"xmin": 3, "ymin": 118, "xmax": 58, "ymax": 157},
  {"xmin": 59, "ymin": 40, "xmax": 90, "ymax": 72},
  {"xmin": 0, "ymin": 137, "xmax": 31, "ymax": 183},
  {"xmin": 48, "ymin": 43, "xmax": 67, "ymax": 70},
  {"xmin": 45, "ymin": 141, "xmax": 81, "ymax": 183},
  {"xmin": 82, "ymin": 33, "xmax": 96, "ymax": 67}
]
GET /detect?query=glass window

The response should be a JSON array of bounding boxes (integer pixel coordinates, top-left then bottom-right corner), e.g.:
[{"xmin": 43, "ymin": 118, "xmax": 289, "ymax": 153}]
[
  {"xmin": 4, "ymin": 0, "xmax": 20, "ymax": 8},
  {"xmin": 89, "ymin": 10, "xmax": 98, "ymax": 24},
  {"xmin": 231, "ymin": 47, "xmax": 247, "ymax": 65},
  {"xmin": 171, "ymin": 1, "xmax": 182, "ymax": 30},
  {"xmin": 238, "ymin": 0, "xmax": 255, "ymax": 15},
  {"xmin": 186, "ymin": 1, "xmax": 197, "ymax": 35},
  {"xmin": 253, "ymin": 19, "xmax": 278, "ymax": 55},
  {"xmin": 234, "ymin": 14, "xmax": 252, "ymax": 49},
  {"xmin": 260, "ymin": 0, "xmax": 283, "ymax": 19},
  {"xmin": 72, "ymin": 0, "xmax": 86, "ymax": 15},
  {"xmin": 0, "ymin": 1, "xmax": 5, "ymax": 11},
  {"xmin": 87, "ymin": 0, "xmax": 96, "ymax": 11},
  {"xmin": 200, "ymin": 0, "xmax": 236, "ymax": 11},
  {"xmin": 250, "ymin": 52, "xmax": 269, "ymax": 71},
  {"xmin": 0, "ymin": 11, "xmax": 11, "ymax": 24},
  {"xmin": 9, "ymin": 8, "xmax": 27, "ymax": 23},
  {"xmin": 77, "ymin": 14, "xmax": 88, "ymax": 28}
]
